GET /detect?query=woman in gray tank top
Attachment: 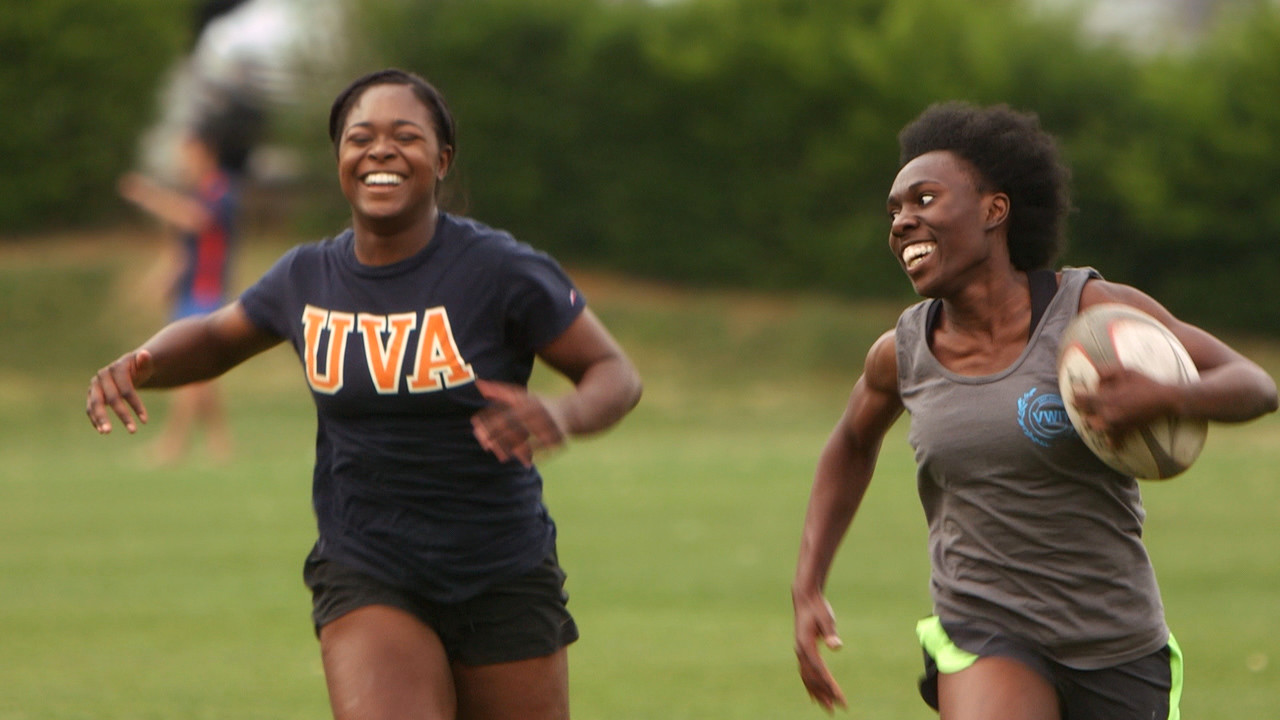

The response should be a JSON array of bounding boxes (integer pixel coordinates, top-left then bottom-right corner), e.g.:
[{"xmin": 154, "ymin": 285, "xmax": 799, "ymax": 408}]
[{"xmin": 792, "ymin": 102, "xmax": 1277, "ymax": 720}]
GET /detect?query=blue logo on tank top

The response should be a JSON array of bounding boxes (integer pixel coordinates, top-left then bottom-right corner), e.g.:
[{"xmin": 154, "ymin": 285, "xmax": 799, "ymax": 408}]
[{"xmin": 1017, "ymin": 387, "xmax": 1075, "ymax": 447}]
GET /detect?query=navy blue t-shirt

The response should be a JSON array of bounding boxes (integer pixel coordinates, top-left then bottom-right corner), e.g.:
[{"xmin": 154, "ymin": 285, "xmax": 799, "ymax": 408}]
[{"xmin": 239, "ymin": 212, "xmax": 585, "ymax": 602}]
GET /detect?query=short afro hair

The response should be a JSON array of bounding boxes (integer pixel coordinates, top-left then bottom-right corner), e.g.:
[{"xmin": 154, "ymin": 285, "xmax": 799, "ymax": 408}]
[{"xmin": 898, "ymin": 102, "xmax": 1071, "ymax": 271}]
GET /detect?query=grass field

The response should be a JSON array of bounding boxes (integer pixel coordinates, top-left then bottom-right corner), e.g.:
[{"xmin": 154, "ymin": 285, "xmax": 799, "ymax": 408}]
[{"xmin": 1, "ymin": 230, "xmax": 1277, "ymax": 719}]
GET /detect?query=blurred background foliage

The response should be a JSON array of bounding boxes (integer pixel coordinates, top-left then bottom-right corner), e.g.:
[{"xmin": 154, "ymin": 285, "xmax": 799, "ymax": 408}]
[
  {"xmin": 6, "ymin": 0, "xmax": 1279, "ymax": 332},
  {"xmin": 0, "ymin": 1, "xmax": 187, "ymax": 233}
]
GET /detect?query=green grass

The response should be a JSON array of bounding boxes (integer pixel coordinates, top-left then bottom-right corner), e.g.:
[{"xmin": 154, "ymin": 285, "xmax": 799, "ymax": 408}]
[{"xmin": 1, "ymin": 231, "xmax": 1277, "ymax": 719}]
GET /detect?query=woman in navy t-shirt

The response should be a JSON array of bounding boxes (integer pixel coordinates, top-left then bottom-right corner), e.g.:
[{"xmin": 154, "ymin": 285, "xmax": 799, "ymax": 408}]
[{"xmin": 89, "ymin": 68, "xmax": 642, "ymax": 720}]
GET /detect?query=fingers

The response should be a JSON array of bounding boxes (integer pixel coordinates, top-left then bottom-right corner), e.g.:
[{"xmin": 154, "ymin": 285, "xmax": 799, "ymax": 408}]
[
  {"xmin": 86, "ymin": 351, "xmax": 151, "ymax": 434},
  {"xmin": 1071, "ymin": 367, "xmax": 1165, "ymax": 441},
  {"xmin": 795, "ymin": 595, "xmax": 848, "ymax": 712},
  {"xmin": 471, "ymin": 409, "xmax": 532, "ymax": 466},
  {"xmin": 817, "ymin": 596, "xmax": 843, "ymax": 649},
  {"xmin": 471, "ymin": 380, "xmax": 566, "ymax": 467},
  {"xmin": 796, "ymin": 644, "xmax": 848, "ymax": 713}
]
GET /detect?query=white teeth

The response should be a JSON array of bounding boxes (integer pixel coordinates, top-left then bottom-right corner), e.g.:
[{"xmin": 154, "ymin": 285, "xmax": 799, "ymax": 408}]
[
  {"xmin": 903, "ymin": 242, "xmax": 935, "ymax": 269},
  {"xmin": 364, "ymin": 172, "xmax": 403, "ymax": 186}
]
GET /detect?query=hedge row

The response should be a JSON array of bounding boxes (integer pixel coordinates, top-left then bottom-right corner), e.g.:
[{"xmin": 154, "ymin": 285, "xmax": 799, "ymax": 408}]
[
  {"xmin": 346, "ymin": 0, "xmax": 1280, "ymax": 332},
  {"xmin": 7, "ymin": 0, "xmax": 1278, "ymax": 332},
  {"xmin": 1, "ymin": 1, "xmax": 186, "ymax": 233}
]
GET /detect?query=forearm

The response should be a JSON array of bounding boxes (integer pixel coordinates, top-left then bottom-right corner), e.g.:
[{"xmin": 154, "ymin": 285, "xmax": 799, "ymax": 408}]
[
  {"xmin": 119, "ymin": 174, "xmax": 208, "ymax": 232},
  {"xmin": 794, "ymin": 443, "xmax": 877, "ymax": 594},
  {"xmin": 136, "ymin": 305, "xmax": 278, "ymax": 388},
  {"xmin": 1176, "ymin": 361, "xmax": 1278, "ymax": 423},
  {"xmin": 552, "ymin": 354, "xmax": 642, "ymax": 437},
  {"xmin": 134, "ymin": 319, "xmax": 235, "ymax": 388}
]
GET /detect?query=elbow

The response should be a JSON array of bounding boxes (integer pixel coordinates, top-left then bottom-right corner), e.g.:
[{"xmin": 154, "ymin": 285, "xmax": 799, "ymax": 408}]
[
  {"xmin": 568, "ymin": 358, "xmax": 642, "ymax": 437},
  {"xmin": 604, "ymin": 353, "xmax": 642, "ymax": 413},
  {"xmin": 1220, "ymin": 364, "xmax": 1279, "ymax": 420},
  {"xmin": 607, "ymin": 360, "xmax": 643, "ymax": 429}
]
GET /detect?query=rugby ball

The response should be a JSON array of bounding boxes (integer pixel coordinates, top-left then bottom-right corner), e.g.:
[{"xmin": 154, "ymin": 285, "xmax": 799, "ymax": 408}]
[{"xmin": 1057, "ymin": 303, "xmax": 1207, "ymax": 479}]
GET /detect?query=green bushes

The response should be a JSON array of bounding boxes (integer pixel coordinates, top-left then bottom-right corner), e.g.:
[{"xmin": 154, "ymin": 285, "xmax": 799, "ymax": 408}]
[
  {"xmin": 343, "ymin": 0, "xmax": 1276, "ymax": 330},
  {"xmin": 1115, "ymin": 4, "xmax": 1280, "ymax": 331},
  {"xmin": 0, "ymin": 1, "xmax": 186, "ymax": 233},
  {"xmin": 7, "ymin": 0, "xmax": 1278, "ymax": 332}
]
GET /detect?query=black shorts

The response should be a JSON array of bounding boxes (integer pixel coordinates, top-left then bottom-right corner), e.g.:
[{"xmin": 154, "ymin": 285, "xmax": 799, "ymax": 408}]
[
  {"xmin": 304, "ymin": 551, "xmax": 580, "ymax": 666},
  {"xmin": 917, "ymin": 617, "xmax": 1183, "ymax": 720}
]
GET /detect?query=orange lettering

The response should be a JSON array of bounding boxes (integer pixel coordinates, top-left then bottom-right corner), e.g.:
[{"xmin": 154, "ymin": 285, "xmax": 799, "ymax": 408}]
[
  {"xmin": 406, "ymin": 306, "xmax": 476, "ymax": 392},
  {"xmin": 302, "ymin": 305, "xmax": 355, "ymax": 394},
  {"xmin": 358, "ymin": 312, "xmax": 417, "ymax": 394}
]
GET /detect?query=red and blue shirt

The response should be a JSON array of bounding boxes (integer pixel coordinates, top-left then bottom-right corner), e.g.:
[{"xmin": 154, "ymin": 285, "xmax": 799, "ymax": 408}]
[{"xmin": 174, "ymin": 171, "xmax": 237, "ymax": 318}]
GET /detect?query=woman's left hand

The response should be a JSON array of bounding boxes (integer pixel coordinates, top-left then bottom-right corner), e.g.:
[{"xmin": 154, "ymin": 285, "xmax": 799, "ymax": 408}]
[
  {"xmin": 470, "ymin": 379, "xmax": 569, "ymax": 467},
  {"xmin": 1070, "ymin": 365, "xmax": 1175, "ymax": 442}
]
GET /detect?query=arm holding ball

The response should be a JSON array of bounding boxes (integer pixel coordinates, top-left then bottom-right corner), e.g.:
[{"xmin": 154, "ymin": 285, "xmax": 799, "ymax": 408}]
[{"xmin": 1071, "ymin": 279, "xmax": 1277, "ymax": 441}]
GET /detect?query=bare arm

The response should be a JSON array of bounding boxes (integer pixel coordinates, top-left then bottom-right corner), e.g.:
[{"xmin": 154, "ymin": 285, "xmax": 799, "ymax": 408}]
[
  {"xmin": 470, "ymin": 308, "xmax": 642, "ymax": 466},
  {"xmin": 792, "ymin": 330, "xmax": 905, "ymax": 713},
  {"xmin": 1074, "ymin": 280, "xmax": 1278, "ymax": 434},
  {"xmin": 118, "ymin": 172, "xmax": 210, "ymax": 233},
  {"xmin": 86, "ymin": 301, "xmax": 282, "ymax": 434}
]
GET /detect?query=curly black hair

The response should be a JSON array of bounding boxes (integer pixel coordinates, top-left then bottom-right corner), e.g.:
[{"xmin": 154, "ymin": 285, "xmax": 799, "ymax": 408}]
[
  {"xmin": 897, "ymin": 101, "xmax": 1071, "ymax": 271},
  {"xmin": 328, "ymin": 68, "xmax": 456, "ymax": 158}
]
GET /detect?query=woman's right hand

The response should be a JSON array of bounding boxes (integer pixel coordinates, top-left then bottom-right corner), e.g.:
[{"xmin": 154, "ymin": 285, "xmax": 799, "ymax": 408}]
[
  {"xmin": 793, "ymin": 588, "xmax": 847, "ymax": 713},
  {"xmin": 86, "ymin": 349, "xmax": 155, "ymax": 434}
]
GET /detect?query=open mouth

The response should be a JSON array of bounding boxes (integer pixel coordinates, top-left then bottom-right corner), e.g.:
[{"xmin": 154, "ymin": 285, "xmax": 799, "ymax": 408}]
[
  {"xmin": 362, "ymin": 172, "xmax": 405, "ymax": 187},
  {"xmin": 902, "ymin": 242, "xmax": 936, "ymax": 270}
]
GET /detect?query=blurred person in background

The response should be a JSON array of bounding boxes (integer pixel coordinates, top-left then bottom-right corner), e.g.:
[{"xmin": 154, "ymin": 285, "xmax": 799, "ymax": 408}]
[
  {"xmin": 116, "ymin": 0, "xmax": 276, "ymax": 464},
  {"xmin": 88, "ymin": 68, "xmax": 642, "ymax": 720},
  {"xmin": 791, "ymin": 102, "xmax": 1276, "ymax": 719},
  {"xmin": 117, "ymin": 107, "xmax": 257, "ymax": 464}
]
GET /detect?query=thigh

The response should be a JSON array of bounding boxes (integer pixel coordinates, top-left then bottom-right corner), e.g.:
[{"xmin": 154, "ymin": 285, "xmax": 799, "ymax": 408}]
[
  {"xmin": 938, "ymin": 656, "xmax": 1061, "ymax": 720},
  {"xmin": 452, "ymin": 647, "xmax": 569, "ymax": 720},
  {"xmin": 320, "ymin": 604, "xmax": 457, "ymax": 720}
]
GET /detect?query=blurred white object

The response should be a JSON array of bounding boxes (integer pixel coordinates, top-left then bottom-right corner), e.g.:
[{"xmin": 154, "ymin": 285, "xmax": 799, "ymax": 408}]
[{"xmin": 139, "ymin": 0, "xmax": 343, "ymax": 181}]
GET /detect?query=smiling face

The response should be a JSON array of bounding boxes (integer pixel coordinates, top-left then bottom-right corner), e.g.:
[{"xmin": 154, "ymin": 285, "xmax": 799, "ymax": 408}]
[
  {"xmin": 336, "ymin": 83, "xmax": 453, "ymax": 237},
  {"xmin": 886, "ymin": 150, "xmax": 1009, "ymax": 297}
]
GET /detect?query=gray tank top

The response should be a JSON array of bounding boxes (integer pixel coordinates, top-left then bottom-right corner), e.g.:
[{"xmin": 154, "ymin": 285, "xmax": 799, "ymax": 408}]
[{"xmin": 896, "ymin": 267, "xmax": 1168, "ymax": 669}]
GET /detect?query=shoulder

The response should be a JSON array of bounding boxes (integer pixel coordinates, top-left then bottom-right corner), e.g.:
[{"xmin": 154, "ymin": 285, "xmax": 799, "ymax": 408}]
[
  {"xmin": 445, "ymin": 215, "xmax": 573, "ymax": 293},
  {"xmin": 435, "ymin": 214, "xmax": 524, "ymax": 271},
  {"xmin": 892, "ymin": 299, "xmax": 931, "ymax": 343},
  {"xmin": 288, "ymin": 231, "xmax": 351, "ymax": 261},
  {"xmin": 255, "ymin": 231, "xmax": 351, "ymax": 282},
  {"xmin": 1078, "ymin": 274, "xmax": 1178, "ymax": 325},
  {"xmin": 864, "ymin": 329, "xmax": 899, "ymax": 395},
  {"xmin": 443, "ymin": 213, "xmax": 516, "ymax": 250},
  {"xmin": 449, "ymin": 213, "xmax": 558, "ymax": 256}
]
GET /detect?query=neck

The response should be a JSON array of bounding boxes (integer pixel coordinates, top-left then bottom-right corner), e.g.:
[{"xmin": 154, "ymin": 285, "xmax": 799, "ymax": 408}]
[
  {"xmin": 938, "ymin": 267, "xmax": 1030, "ymax": 339},
  {"xmin": 352, "ymin": 206, "xmax": 439, "ymax": 266}
]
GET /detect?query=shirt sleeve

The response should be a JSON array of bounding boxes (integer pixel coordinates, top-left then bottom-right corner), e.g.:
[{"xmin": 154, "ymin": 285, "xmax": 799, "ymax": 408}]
[
  {"xmin": 238, "ymin": 244, "xmax": 304, "ymax": 340},
  {"xmin": 500, "ymin": 243, "xmax": 586, "ymax": 353}
]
